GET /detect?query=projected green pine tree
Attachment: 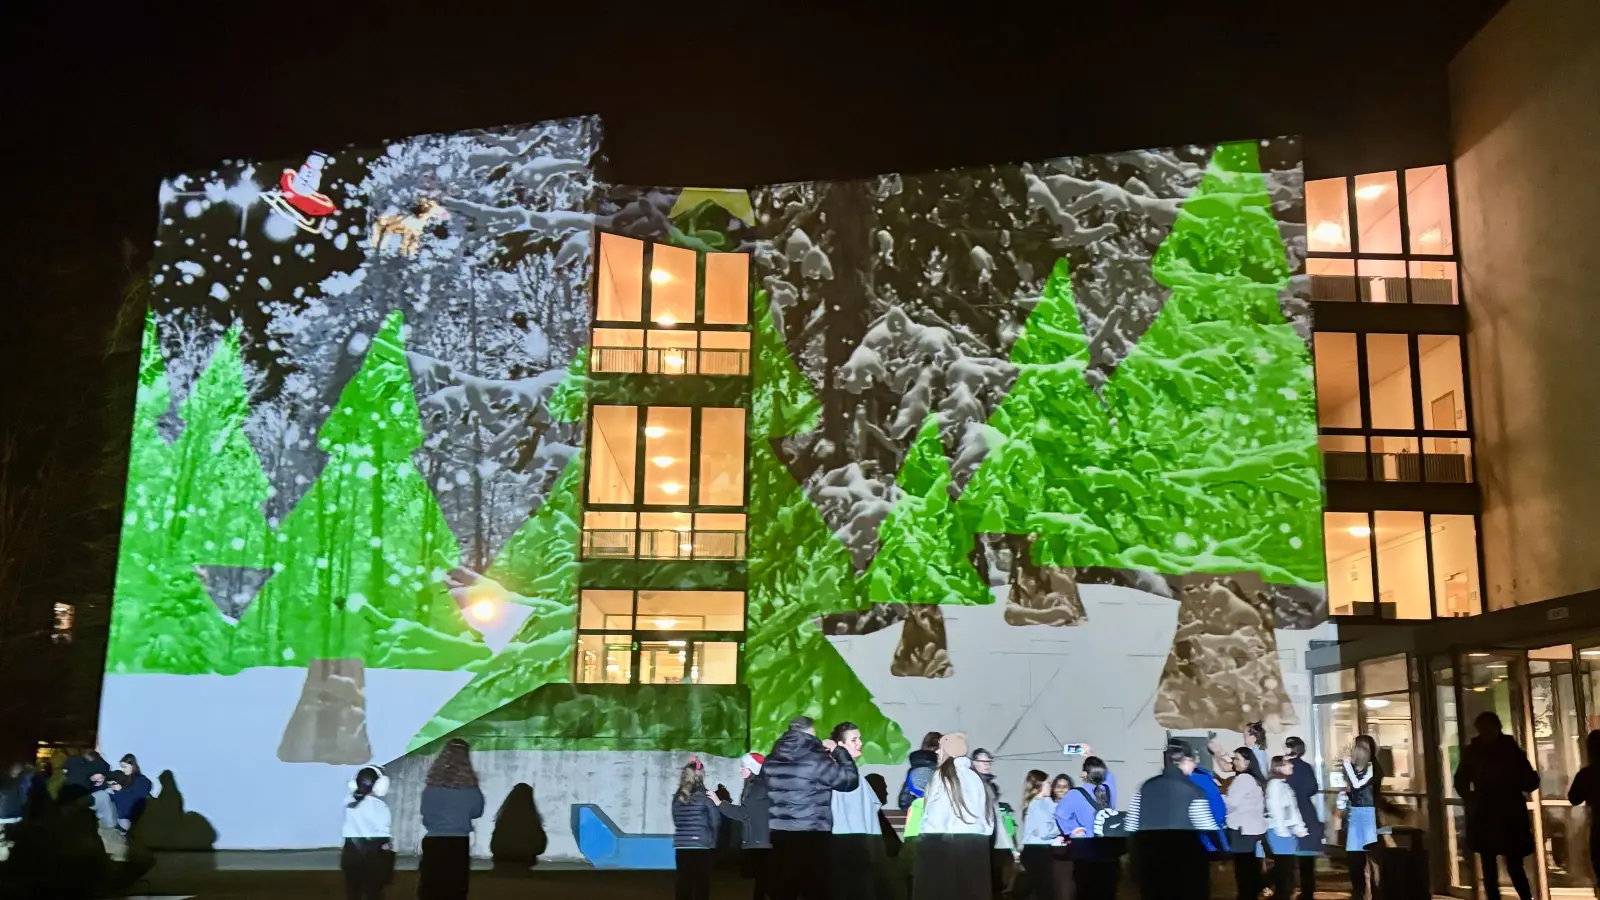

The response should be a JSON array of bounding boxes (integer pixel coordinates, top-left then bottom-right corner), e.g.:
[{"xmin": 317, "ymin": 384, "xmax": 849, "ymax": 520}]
[
  {"xmin": 233, "ymin": 310, "xmax": 486, "ymax": 670},
  {"xmin": 746, "ymin": 291, "xmax": 909, "ymax": 763},
  {"xmin": 959, "ymin": 142, "xmax": 1321, "ymax": 586},
  {"xmin": 1100, "ymin": 141, "xmax": 1323, "ymax": 584},
  {"xmin": 108, "ymin": 314, "xmax": 243, "ymax": 674},
  {"xmin": 957, "ymin": 258, "xmax": 1119, "ymax": 565},
  {"xmin": 862, "ymin": 414, "xmax": 992, "ymax": 608}
]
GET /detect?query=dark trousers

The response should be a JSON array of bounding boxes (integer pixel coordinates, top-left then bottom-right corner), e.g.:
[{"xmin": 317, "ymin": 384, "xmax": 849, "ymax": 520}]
[
  {"xmin": 1133, "ymin": 833, "xmax": 1208, "ymax": 900},
  {"xmin": 1266, "ymin": 849, "xmax": 1300, "ymax": 900},
  {"xmin": 1231, "ymin": 852, "xmax": 1261, "ymax": 900},
  {"xmin": 1072, "ymin": 858, "xmax": 1120, "ymax": 900},
  {"xmin": 1479, "ymin": 851, "xmax": 1533, "ymax": 900},
  {"xmin": 1347, "ymin": 850, "xmax": 1368, "ymax": 900},
  {"xmin": 1019, "ymin": 845, "xmax": 1058, "ymax": 900},
  {"xmin": 771, "ymin": 830, "xmax": 831, "ymax": 900},
  {"xmin": 744, "ymin": 847, "xmax": 777, "ymax": 900},
  {"xmin": 676, "ymin": 848, "xmax": 713, "ymax": 900},
  {"xmin": 418, "ymin": 835, "xmax": 470, "ymax": 900},
  {"xmin": 340, "ymin": 838, "xmax": 389, "ymax": 900}
]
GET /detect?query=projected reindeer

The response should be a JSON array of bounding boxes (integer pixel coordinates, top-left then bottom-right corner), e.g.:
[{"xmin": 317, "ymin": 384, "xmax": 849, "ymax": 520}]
[{"xmin": 370, "ymin": 197, "xmax": 451, "ymax": 256}]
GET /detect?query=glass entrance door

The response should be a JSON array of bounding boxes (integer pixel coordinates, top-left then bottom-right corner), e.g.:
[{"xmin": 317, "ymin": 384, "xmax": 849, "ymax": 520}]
[{"xmin": 1528, "ymin": 645, "xmax": 1590, "ymax": 892}]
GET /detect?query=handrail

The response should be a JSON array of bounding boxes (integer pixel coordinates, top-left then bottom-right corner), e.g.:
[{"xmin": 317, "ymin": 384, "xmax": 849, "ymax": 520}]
[{"xmin": 589, "ymin": 346, "xmax": 750, "ymax": 376}]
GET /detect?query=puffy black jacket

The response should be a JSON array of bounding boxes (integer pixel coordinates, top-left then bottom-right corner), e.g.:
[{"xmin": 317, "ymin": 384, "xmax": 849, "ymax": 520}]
[
  {"xmin": 717, "ymin": 774, "xmax": 774, "ymax": 848},
  {"xmin": 764, "ymin": 728, "xmax": 859, "ymax": 832},
  {"xmin": 672, "ymin": 792, "xmax": 720, "ymax": 849},
  {"xmin": 899, "ymin": 749, "xmax": 938, "ymax": 810}
]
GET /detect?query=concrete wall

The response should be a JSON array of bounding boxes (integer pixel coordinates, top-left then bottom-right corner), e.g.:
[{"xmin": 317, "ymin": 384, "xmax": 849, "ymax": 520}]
[{"xmin": 1450, "ymin": 0, "xmax": 1600, "ymax": 610}]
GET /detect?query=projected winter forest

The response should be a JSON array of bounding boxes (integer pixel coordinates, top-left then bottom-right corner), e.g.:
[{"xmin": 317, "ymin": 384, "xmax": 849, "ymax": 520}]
[{"xmin": 104, "ymin": 115, "xmax": 1327, "ymax": 853}]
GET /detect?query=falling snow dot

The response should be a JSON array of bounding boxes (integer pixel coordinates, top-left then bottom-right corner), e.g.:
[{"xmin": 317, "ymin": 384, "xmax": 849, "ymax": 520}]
[
  {"xmin": 210, "ymin": 283, "xmax": 231, "ymax": 301},
  {"xmin": 315, "ymin": 558, "xmax": 329, "ymax": 570},
  {"xmin": 368, "ymin": 537, "xmax": 382, "ymax": 548},
  {"xmin": 230, "ymin": 537, "xmax": 246, "ymax": 550},
  {"xmin": 1289, "ymin": 537, "xmax": 1303, "ymax": 549},
  {"xmin": 1279, "ymin": 523, "xmax": 1291, "ymax": 533}
]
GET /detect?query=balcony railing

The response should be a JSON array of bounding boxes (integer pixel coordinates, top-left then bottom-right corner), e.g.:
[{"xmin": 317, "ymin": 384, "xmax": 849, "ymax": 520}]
[
  {"xmin": 581, "ymin": 529, "xmax": 748, "ymax": 561},
  {"xmin": 1322, "ymin": 450, "xmax": 1471, "ymax": 484},
  {"xmin": 590, "ymin": 346, "xmax": 750, "ymax": 376},
  {"xmin": 1309, "ymin": 275, "xmax": 1455, "ymax": 305}
]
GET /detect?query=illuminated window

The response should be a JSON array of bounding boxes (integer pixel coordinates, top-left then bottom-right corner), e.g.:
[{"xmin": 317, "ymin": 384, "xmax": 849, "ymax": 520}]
[
  {"xmin": 589, "ymin": 232, "xmax": 751, "ymax": 375},
  {"xmin": 1304, "ymin": 167, "xmax": 1459, "ymax": 304},
  {"xmin": 575, "ymin": 589, "xmax": 744, "ymax": 685},
  {"xmin": 1315, "ymin": 332, "xmax": 1472, "ymax": 484},
  {"xmin": 52, "ymin": 603, "xmax": 73, "ymax": 645},
  {"xmin": 582, "ymin": 405, "xmax": 748, "ymax": 560},
  {"xmin": 1404, "ymin": 166, "xmax": 1454, "ymax": 255},
  {"xmin": 1325, "ymin": 512, "xmax": 1481, "ymax": 620}
]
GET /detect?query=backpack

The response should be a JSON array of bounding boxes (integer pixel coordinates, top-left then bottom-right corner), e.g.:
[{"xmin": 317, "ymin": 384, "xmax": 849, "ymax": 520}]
[{"xmin": 1074, "ymin": 786, "xmax": 1128, "ymax": 837}]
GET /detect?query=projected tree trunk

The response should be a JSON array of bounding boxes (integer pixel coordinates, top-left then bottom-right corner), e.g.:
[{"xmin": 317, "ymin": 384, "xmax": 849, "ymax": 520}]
[{"xmin": 231, "ymin": 310, "xmax": 486, "ymax": 762}]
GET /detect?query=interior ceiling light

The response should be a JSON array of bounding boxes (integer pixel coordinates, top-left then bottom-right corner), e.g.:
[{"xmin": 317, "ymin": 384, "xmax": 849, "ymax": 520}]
[
  {"xmin": 1355, "ymin": 183, "xmax": 1387, "ymax": 200},
  {"xmin": 652, "ymin": 456, "xmax": 675, "ymax": 467},
  {"xmin": 655, "ymin": 618, "xmax": 677, "ymax": 629},
  {"xmin": 655, "ymin": 315, "xmax": 677, "ymax": 326},
  {"xmin": 1312, "ymin": 221, "xmax": 1345, "ymax": 245},
  {"xmin": 1348, "ymin": 525, "xmax": 1372, "ymax": 537},
  {"xmin": 660, "ymin": 482, "xmax": 682, "ymax": 494},
  {"xmin": 650, "ymin": 269, "xmax": 672, "ymax": 284},
  {"xmin": 1362, "ymin": 698, "xmax": 1390, "ymax": 708},
  {"xmin": 644, "ymin": 426, "xmax": 667, "ymax": 438}
]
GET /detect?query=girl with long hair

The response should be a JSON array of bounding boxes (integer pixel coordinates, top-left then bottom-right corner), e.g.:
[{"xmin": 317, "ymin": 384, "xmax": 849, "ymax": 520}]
[
  {"xmin": 110, "ymin": 754, "xmax": 151, "ymax": 830},
  {"xmin": 1264, "ymin": 756, "xmax": 1310, "ymax": 900},
  {"xmin": 1342, "ymin": 734, "xmax": 1381, "ymax": 900},
  {"xmin": 1048, "ymin": 773, "xmax": 1075, "ymax": 900},
  {"xmin": 915, "ymin": 732, "xmax": 992, "ymax": 899},
  {"xmin": 419, "ymin": 739, "xmax": 485, "ymax": 900},
  {"xmin": 1224, "ymin": 747, "xmax": 1268, "ymax": 900},
  {"xmin": 1058, "ymin": 755, "xmax": 1121, "ymax": 900},
  {"xmin": 1017, "ymin": 769, "xmax": 1061, "ymax": 900},
  {"xmin": 341, "ymin": 766, "xmax": 393, "ymax": 900},
  {"xmin": 671, "ymin": 757, "xmax": 719, "ymax": 900}
]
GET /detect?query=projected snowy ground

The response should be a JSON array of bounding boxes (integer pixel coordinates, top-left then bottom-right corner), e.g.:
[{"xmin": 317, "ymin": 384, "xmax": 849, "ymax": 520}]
[{"xmin": 103, "ymin": 117, "xmax": 1329, "ymax": 855}]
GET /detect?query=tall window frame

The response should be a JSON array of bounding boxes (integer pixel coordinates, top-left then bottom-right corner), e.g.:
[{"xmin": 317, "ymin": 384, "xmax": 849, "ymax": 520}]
[
  {"xmin": 573, "ymin": 588, "xmax": 746, "ymax": 686},
  {"xmin": 1322, "ymin": 510, "xmax": 1483, "ymax": 620},
  {"xmin": 580, "ymin": 403, "xmax": 749, "ymax": 560},
  {"xmin": 1315, "ymin": 331, "xmax": 1476, "ymax": 485},
  {"xmin": 590, "ymin": 231, "xmax": 753, "ymax": 376},
  {"xmin": 1305, "ymin": 167, "xmax": 1462, "ymax": 306}
]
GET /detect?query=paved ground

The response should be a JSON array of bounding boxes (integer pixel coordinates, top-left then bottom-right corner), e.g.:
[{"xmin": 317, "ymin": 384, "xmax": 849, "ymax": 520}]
[{"xmin": 125, "ymin": 851, "xmax": 1377, "ymax": 900}]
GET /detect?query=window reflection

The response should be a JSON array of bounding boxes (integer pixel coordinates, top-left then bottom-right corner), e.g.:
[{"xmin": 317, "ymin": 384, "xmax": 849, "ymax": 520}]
[
  {"xmin": 1365, "ymin": 334, "xmax": 1414, "ymax": 429},
  {"xmin": 698, "ymin": 408, "xmax": 746, "ymax": 506},
  {"xmin": 1307, "ymin": 178, "xmax": 1352, "ymax": 252},
  {"xmin": 597, "ymin": 233, "xmax": 644, "ymax": 322},
  {"xmin": 1354, "ymin": 172, "xmax": 1402, "ymax": 254},
  {"xmin": 1375, "ymin": 511, "xmax": 1429, "ymax": 619},
  {"xmin": 1315, "ymin": 333, "xmax": 1361, "ymax": 428},
  {"xmin": 1431, "ymin": 515, "xmax": 1481, "ymax": 617},
  {"xmin": 1404, "ymin": 166, "xmax": 1454, "ymax": 255},
  {"xmin": 588, "ymin": 407, "xmax": 638, "ymax": 504},
  {"xmin": 1325, "ymin": 512, "xmax": 1374, "ymax": 617}
]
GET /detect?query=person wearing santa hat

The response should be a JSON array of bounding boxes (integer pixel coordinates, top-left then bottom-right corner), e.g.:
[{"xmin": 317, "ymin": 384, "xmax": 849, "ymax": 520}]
[{"xmin": 709, "ymin": 752, "xmax": 776, "ymax": 899}]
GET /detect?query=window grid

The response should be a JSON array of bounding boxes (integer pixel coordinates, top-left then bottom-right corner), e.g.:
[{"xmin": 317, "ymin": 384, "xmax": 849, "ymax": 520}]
[
  {"xmin": 590, "ymin": 232, "xmax": 752, "ymax": 376},
  {"xmin": 1323, "ymin": 511, "xmax": 1483, "ymax": 621},
  {"xmin": 1306, "ymin": 167, "xmax": 1462, "ymax": 306},
  {"xmin": 574, "ymin": 588, "xmax": 746, "ymax": 686},
  {"xmin": 1316, "ymin": 331, "xmax": 1475, "ymax": 485}
]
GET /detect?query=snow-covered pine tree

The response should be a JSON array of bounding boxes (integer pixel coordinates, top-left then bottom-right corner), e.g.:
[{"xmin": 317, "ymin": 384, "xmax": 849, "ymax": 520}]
[
  {"xmin": 232, "ymin": 310, "xmax": 487, "ymax": 762},
  {"xmin": 107, "ymin": 313, "xmax": 237, "ymax": 674}
]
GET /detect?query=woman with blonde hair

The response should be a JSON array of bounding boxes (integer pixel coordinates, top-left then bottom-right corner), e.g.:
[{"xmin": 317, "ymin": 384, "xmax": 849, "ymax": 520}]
[
  {"xmin": 418, "ymin": 739, "xmax": 485, "ymax": 900},
  {"xmin": 915, "ymin": 732, "xmax": 993, "ymax": 899}
]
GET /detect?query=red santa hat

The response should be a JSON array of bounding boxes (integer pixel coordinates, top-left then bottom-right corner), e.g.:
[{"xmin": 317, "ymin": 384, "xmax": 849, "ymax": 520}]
[{"xmin": 741, "ymin": 752, "xmax": 765, "ymax": 774}]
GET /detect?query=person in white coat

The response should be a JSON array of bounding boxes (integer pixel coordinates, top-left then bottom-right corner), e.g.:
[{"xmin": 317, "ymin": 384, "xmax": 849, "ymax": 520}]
[
  {"xmin": 341, "ymin": 766, "xmax": 393, "ymax": 900},
  {"xmin": 1264, "ymin": 756, "xmax": 1310, "ymax": 900},
  {"xmin": 915, "ymin": 732, "xmax": 993, "ymax": 900},
  {"xmin": 1017, "ymin": 769, "xmax": 1062, "ymax": 900}
]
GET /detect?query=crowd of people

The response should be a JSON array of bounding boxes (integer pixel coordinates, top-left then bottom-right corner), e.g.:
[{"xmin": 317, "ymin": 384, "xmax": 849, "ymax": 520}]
[
  {"xmin": 666, "ymin": 712, "xmax": 1600, "ymax": 900},
  {"xmin": 0, "ymin": 748, "xmax": 155, "ymax": 898}
]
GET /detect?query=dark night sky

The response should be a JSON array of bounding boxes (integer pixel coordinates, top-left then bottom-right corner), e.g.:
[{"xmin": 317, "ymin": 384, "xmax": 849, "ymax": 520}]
[{"xmin": 0, "ymin": 0, "xmax": 1503, "ymax": 424}]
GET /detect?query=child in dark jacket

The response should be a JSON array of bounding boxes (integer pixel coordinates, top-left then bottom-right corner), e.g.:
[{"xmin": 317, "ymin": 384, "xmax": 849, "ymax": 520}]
[
  {"xmin": 711, "ymin": 753, "xmax": 775, "ymax": 899},
  {"xmin": 672, "ymin": 758, "xmax": 720, "ymax": 900}
]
